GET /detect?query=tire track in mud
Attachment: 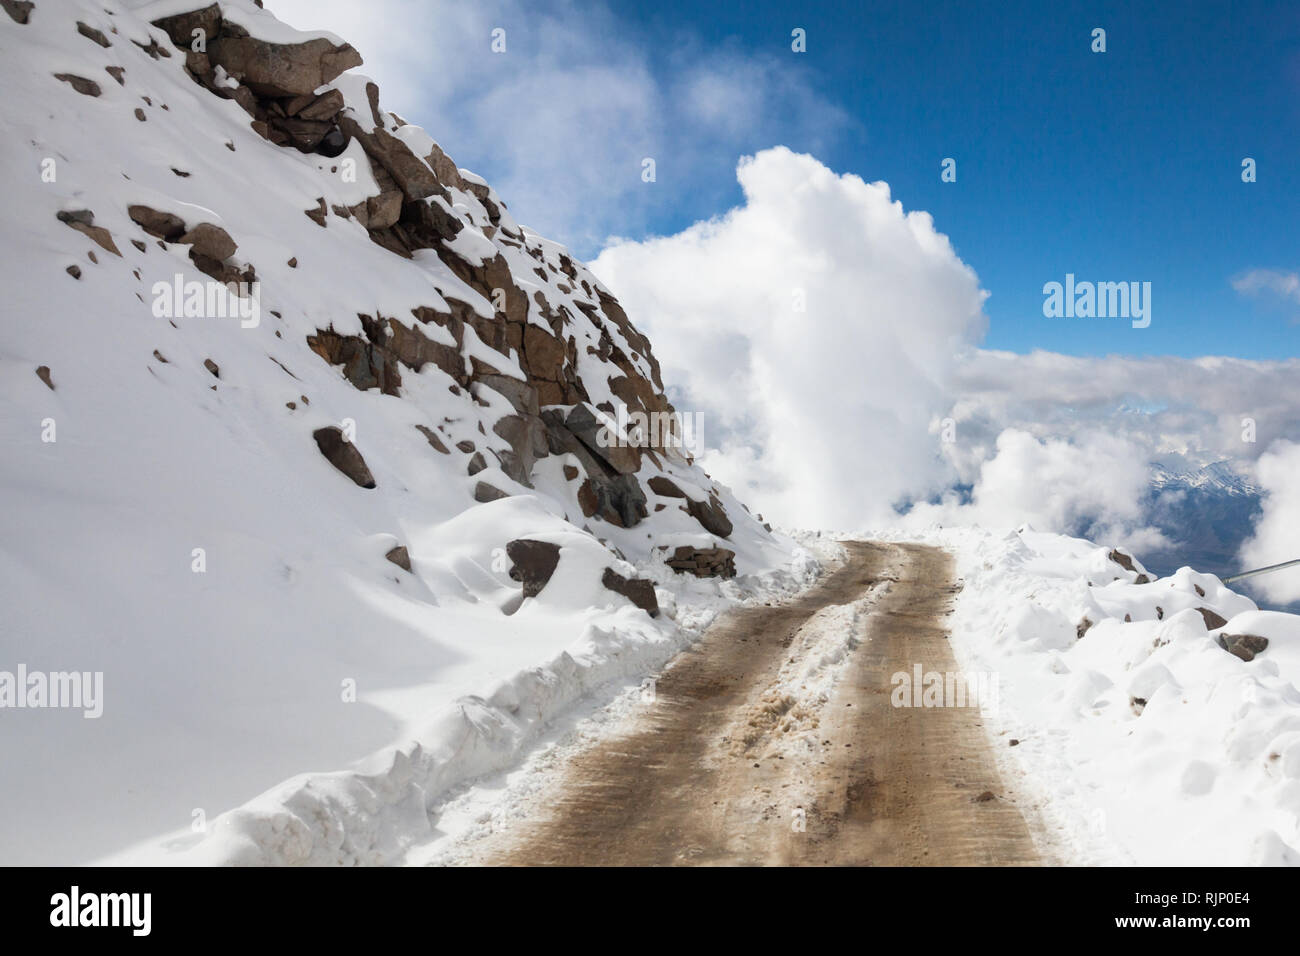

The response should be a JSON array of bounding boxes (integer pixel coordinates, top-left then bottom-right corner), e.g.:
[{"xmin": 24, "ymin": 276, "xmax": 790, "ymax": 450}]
[{"xmin": 462, "ymin": 541, "xmax": 1040, "ymax": 866}]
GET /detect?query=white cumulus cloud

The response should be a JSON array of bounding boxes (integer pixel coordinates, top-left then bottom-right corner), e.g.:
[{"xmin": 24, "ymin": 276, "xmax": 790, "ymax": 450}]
[
  {"xmin": 1232, "ymin": 269, "xmax": 1300, "ymax": 310},
  {"xmin": 1238, "ymin": 441, "xmax": 1300, "ymax": 603},
  {"xmin": 592, "ymin": 147, "xmax": 987, "ymax": 529}
]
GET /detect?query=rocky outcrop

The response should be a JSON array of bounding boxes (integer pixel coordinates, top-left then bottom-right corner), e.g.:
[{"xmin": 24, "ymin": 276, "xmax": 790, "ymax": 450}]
[
  {"xmin": 147, "ymin": 3, "xmax": 767, "ymax": 546},
  {"xmin": 204, "ymin": 35, "xmax": 362, "ymax": 98}
]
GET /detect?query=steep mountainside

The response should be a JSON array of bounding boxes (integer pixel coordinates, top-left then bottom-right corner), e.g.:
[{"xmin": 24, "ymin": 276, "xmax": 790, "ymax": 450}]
[{"xmin": 0, "ymin": 0, "xmax": 812, "ymax": 864}]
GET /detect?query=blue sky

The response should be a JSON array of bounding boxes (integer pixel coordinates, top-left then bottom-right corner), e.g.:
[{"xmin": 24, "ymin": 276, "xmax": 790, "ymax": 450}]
[
  {"xmin": 602, "ymin": 0, "xmax": 1300, "ymax": 360},
  {"xmin": 282, "ymin": 0, "xmax": 1299, "ymax": 361}
]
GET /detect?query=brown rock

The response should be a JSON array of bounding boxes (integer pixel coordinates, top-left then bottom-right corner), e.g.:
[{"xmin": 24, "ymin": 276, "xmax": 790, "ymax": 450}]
[
  {"xmin": 507, "ymin": 539, "xmax": 561, "ymax": 598},
  {"xmin": 577, "ymin": 479, "xmax": 598, "ymax": 517},
  {"xmin": 35, "ymin": 366, "xmax": 53, "ymax": 390},
  {"xmin": 647, "ymin": 475, "xmax": 686, "ymax": 498},
  {"xmin": 1107, "ymin": 549, "xmax": 1137, "ymax": 573},
  {"xmin": 2, "ymin": 1, "xmax": 34, "ymax": 24},
  {"xmin": 474, "ymin": 481, "xmax": 508, "ymax": 503},
  {"xmin": 492, "ymin": 413, "xmax": 547, "ymax": 487},
  {"xmin": 57, "ymin": 210, "xmax": 121, "ymax": 257},
  {"xmin": 385, "ymin": 545, "xmax": 411, "ymax": 572},
  {"xmin": 150, "ymin": 4, "xmax": 221, "ymax": 50},
  {"xmin": 178, "ymin": 223, "xmax": 236, "ymax": 261},
  {"xmin": 687, "ymin": 493, "xmax": 733, "ymax": 539},
  {"xmin": 132, "ymin": 37, "xmax": 172, "ymax": 60},
  {"xmin": 601, "ymin": 567, "xmax": 659, "ymax": 618},
  {"xmin": 1195, "ymin": 607, "xmax": 1229, "ymax": 631},
  {"xmin": 77, "ymin": 22, "xmax": 111, "ymax": 47},
  {"xmin": 128, "ymin": 204, "xmax": 186, "ymax": 240},
  {"xmin": 1218, "ymin": 633, "xmax": 1269, "ymax": 662},
  {"xmin": 476, "ymin": 373, "xmax": 540, "ymax": 417},
  {"xmin": 337, "ymin": 116, "xmax": 441, "ymax": 201},
  {"xmin": 54, "ymin": 74, "xmax": 101, "ymax": 97},
  {"xmin": 304, "ymin": 198, "xmax": 328, "ymax": 227},
  {"xmin": 425, "ymin": 140, "xmax": 466, "ymax": 191},
  {"xmin": 287, "ymin": 88, "xmax": 345, "ymax": 121},
  {"xmin": 662, "ymin": 545, "xmax": 736, "ymax": 579},
  {"xmin": 522, "ymin": 323, "xmax": 566, "ymax": 378},
  {"xmin": 415, "ymin": 424, "xmax": 449, "ymax": 454},
  {"xmin": 563, "ymin": 404, "xmax": 640, "ymax": 475},
  {"xmin": 307, "ymin": 328, "xmax": 402, "ymax": 396},
  {"xmin": 384, "ymin": 318, "xmax": 466, "ymax": 384},
  {"xmin": 350, "ymin": 190, "xmax": 403, "ymax": 230},
  {"xmin": 313, "ymin": 426, "xmax": 376, "ymax": 489},
  {"xmin": 206, "ymin": 35, "xmax": 362, "ymax": 98}
]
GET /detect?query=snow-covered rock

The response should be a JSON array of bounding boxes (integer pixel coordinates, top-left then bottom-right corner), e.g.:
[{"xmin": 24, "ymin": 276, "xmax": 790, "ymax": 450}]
[{"xmin": 0, "ymin": 0, "xmax": 817, "ymax": 864}]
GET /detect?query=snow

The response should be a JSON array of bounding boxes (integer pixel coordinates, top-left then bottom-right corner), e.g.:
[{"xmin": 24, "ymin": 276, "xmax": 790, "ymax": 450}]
[
  {"xmin": 0, "ymin": 0, "xmax": 814, "ymax": 865},
  {"xmin": 865, "ymin": 524, "xmax": 1300, "ymax": 865},
  {"xmin": 8, "ymin": 0, "xmax": 1289, "ymax": 870}
]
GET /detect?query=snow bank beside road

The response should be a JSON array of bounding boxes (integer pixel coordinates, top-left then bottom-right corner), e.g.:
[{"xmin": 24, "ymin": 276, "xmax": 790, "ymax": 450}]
[
  {"xmin": 95, "ymin": 522, "xmax": 821, "ymax": 866},
  {"xmin": 866, "ymin": 525, "xmax": 1300, "ymax": 865}
]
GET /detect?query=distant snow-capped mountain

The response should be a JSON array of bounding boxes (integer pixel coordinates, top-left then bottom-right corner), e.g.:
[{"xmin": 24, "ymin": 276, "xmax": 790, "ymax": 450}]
[
  {"xmin": 1141, "ymin": 459, "xmax": 1262, "ymax": 581},
  {"xmin": 1149, "ymin": 457, "xmax": 1259, "ymax": 497}
]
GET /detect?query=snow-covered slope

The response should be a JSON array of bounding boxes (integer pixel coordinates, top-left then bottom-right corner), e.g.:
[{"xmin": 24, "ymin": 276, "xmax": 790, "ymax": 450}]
[
  {"xmin": 877, "ymin": 524, "xmax": 1300, "ymax": 865},
  {"xmin": 0, "ymin": 0, "xmax": 815, "ymax": 864}
]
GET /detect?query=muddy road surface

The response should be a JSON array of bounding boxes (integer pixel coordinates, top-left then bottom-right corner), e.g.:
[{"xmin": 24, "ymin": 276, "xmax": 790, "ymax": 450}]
[{"xmin": 459, "ymin": 541, "xmax": 1040, "ymax": 866}]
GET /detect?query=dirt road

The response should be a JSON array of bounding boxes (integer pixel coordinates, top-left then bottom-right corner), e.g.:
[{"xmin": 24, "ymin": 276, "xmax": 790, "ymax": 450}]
[{"xmin": 462, "ymin": 541, "xmax": 1040, "ymax": 866}]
